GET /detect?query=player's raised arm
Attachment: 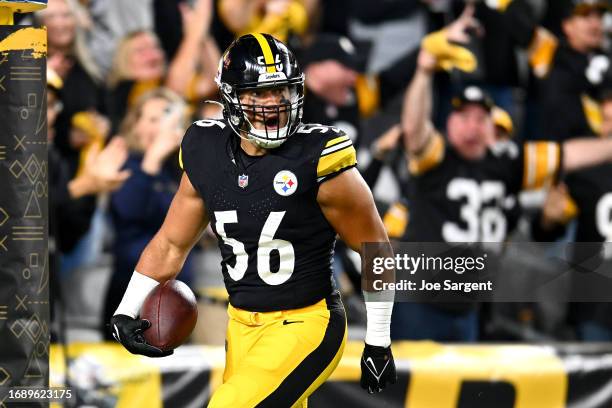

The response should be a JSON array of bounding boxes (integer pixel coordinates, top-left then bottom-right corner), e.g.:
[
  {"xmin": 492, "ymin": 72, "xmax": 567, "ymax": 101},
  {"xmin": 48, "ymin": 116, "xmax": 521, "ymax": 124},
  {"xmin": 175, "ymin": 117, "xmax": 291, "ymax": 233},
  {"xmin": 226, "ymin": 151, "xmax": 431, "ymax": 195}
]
[
  {"xmin": 111, "ymin": 172, "xmax": 209, "ymax": 357},
  {"xmin": 317, "ymin": 168, "xmax": 397, "ymax": 394}
]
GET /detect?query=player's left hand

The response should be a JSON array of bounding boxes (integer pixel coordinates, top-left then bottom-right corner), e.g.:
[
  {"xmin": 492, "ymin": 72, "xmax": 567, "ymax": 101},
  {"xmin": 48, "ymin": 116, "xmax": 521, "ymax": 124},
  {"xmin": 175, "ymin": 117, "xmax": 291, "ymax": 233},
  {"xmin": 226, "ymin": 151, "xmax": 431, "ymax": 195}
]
[{"xmin": 360, "ymin": 343, "xmax": 397, "ymax": 394}]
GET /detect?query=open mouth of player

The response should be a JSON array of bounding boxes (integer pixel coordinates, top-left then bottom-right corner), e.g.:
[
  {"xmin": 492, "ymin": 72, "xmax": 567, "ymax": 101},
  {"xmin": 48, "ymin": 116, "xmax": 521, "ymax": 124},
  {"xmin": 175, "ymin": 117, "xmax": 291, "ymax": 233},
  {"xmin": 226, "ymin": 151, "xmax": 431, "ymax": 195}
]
[
  {"xmin": 264, "ymin": 116, "xmax": 280, "ymax": 129},
  {"xmin": 250, "ymin": 111, "xmax": 284, "ymax": 130},
  {"xmin": 242, "ymin": 103, "xmax": 291, "ymax": 132}
]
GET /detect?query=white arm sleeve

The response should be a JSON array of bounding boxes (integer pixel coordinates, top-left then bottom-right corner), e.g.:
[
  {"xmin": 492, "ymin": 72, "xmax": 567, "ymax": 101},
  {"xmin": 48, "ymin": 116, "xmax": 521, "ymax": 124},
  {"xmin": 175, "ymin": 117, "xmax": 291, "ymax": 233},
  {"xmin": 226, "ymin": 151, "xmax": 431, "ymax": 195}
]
[
  {"xmin": 113, "ymin": 271, "xmax": 160, "ymax": 318},
  {"xmin": 364, "ymin": 301, "xmax": 393, "ymax": 347}
]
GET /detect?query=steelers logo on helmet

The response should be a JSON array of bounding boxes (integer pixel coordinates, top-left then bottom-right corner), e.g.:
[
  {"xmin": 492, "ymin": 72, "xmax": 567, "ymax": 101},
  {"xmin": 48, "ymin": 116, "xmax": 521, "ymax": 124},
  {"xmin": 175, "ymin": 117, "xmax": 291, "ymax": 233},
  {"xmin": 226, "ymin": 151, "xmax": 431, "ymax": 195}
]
[
  {"xmin": 216, "ymin": 33, "xmax": 305, "ymax": 149},
  {"xmin": 273, "ymin": 170, "xmax": 298, "ymax": 196}
]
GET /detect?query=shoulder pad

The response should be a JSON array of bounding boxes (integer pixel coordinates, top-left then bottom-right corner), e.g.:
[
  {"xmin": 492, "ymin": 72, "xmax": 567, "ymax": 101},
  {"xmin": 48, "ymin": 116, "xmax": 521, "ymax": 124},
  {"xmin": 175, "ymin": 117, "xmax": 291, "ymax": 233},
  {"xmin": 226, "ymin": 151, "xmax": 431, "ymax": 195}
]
[
  {"xmin": 193, "ymin": 118, "xmax": 228, "ymax": 128},
  {"xmin": 179, "ymin": 119, "xmax": 228, "ymax": 170},
  {"xmin": 306, "ymin": 125, "xmax": 356, "ymax": 182}
]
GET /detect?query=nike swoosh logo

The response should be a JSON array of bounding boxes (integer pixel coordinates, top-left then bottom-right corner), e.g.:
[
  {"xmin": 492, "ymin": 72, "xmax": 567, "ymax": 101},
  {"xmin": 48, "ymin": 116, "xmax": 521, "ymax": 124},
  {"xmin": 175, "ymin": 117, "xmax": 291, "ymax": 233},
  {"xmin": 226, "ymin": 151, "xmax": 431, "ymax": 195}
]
[
  {"xmin": 283, "ymin": 320, "xmax": 304, "ymax": 325},
  {"xmin": 112, "ymin": 324, "xmax": 121, "ymax": 342},
  {"xmin": 363, "ymin": 356, "xmax": 389, "ymax": 382},
  {"xmin": 366, "ymin": 357, "xmax": 379, "ymax": 376}
]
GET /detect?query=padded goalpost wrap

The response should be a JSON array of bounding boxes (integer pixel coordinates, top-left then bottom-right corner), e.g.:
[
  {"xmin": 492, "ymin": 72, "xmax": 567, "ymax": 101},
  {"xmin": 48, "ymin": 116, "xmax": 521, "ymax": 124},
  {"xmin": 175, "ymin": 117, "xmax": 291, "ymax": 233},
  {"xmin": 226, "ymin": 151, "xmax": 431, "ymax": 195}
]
[{"xmin": 0, "ymin": 3, "xmax": 49, "ymax": 404}]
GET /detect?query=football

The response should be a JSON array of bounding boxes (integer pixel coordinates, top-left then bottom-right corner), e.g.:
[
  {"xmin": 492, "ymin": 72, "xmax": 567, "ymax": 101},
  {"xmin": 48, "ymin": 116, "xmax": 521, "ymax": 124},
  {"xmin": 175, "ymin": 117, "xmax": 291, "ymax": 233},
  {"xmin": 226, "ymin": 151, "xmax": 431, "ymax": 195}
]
[{"xmin": 140, "ymin": 280, "xmax": 198, "ymax": 351}]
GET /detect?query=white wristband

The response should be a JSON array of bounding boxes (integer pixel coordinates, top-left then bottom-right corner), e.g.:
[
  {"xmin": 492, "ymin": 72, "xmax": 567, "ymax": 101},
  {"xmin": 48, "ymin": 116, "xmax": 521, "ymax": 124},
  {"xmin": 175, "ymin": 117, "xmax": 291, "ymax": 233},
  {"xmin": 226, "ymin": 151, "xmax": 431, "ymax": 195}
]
[
  {"xmin": 113, "ymin": 271, "xmax": 160, "ymax": 318},
  {"xmin": 365, "ymin": 301, "xmax": 393, "ymax": 347}
]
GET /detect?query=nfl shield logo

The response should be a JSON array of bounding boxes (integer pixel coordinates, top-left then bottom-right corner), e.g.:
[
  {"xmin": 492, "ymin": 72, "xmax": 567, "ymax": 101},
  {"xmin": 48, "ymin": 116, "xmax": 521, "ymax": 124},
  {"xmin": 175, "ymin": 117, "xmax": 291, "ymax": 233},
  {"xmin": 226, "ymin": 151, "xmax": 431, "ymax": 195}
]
[{"xmin": 238, "ymin": 174, "xmax": 249, "ymax": 188}]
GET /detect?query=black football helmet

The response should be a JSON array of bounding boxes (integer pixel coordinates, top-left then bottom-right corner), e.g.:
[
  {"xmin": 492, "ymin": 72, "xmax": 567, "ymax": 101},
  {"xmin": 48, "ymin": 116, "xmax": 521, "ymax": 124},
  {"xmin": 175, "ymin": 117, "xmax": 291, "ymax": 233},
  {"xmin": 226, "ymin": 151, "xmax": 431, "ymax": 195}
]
[{"xmin": 215, "ymin": 33, "xmax": 305, "ymax": 149}]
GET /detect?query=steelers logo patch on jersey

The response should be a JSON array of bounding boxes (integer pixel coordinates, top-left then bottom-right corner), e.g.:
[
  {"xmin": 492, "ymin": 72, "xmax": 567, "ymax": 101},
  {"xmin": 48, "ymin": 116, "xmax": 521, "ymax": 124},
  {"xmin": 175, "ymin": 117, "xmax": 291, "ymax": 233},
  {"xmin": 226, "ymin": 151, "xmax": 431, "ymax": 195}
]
[{"xmin": 273, "ymin": 170, "xmax": 298, "ymax": 196}]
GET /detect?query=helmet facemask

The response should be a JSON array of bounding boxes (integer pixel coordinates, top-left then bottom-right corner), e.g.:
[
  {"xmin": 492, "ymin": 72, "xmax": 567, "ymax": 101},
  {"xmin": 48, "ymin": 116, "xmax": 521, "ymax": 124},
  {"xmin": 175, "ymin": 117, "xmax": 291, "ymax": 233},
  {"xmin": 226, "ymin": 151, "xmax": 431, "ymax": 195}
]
[{"xmin": 220, "ymin": 77, "xmax": 304, "ymax": 149}]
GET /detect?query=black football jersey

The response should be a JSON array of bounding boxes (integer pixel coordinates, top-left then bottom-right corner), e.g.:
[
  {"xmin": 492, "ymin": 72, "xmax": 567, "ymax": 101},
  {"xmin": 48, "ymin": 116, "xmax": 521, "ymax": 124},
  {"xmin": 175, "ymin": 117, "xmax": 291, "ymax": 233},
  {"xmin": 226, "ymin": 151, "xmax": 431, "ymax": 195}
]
[
  {"xmin": 564, "ymin": 164, "xmax": 612, "ymax": 327},
  {"xmin": 566, "ymin": 164, "xmax": 612, "ymax": 244},
  {"xmin": 404, "ymin": 133, "xmax": 561, "ymax": 242},
  {"xmin": 180, "ymin": 119, "xmax": 357, "ymax": 311}
]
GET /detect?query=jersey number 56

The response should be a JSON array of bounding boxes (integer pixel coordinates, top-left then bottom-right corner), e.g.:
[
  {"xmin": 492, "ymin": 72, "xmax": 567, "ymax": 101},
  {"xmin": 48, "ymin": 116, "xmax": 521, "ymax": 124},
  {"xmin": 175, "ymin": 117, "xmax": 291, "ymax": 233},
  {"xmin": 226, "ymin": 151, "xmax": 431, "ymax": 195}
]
[{"xmin": 214, "ymin": 211, "xmax": 295, "ymax": 285}]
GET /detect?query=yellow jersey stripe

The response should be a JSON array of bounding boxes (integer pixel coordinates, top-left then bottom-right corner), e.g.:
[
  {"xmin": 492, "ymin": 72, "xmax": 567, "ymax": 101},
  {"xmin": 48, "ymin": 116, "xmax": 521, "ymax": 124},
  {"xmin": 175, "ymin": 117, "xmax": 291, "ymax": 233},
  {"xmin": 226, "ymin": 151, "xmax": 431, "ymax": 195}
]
[
  {"xmin": 533, "ymin": 142, "xmax": 550, "ymax": 189},
  {"xmin": 321, "ymin": 140, "xmax": 352, "ymax": 157},
  {"xmin": 252, "ymin": 33, "xmax": 276, "ymax": 73},
  {"xmin": 178, "ymin": 147, "xmax": 184, "ymax": 170},
  {"xmin": 523, "ymin": 142, "xmax": 559, "ymax": 189},
  {"xmin": 581, "ymin": 94, "xmax": 602, "ymax": 135},
  {"xmin": 547, "ymin": 142, "xmax": 560, "ymax": 184},
  {"xmin": 408, "ymin": 132, "xmax": 445, "ymax": 176},
  {"xmin": 317, "ymin": 145, "xmax": 357, "ymax": 178},
  {"xmin": 325, "ymin": 135, "xmax": 350, "ymax": 148}
]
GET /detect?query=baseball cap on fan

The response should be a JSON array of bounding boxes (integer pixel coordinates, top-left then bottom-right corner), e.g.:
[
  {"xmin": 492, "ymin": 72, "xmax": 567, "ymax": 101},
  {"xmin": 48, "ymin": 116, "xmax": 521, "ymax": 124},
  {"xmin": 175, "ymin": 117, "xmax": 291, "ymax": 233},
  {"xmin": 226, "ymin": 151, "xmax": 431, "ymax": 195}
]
[
  {"xmin": 299, "ymin": 34, "xmax": 368, "ymax": 72},
  {"xmin": 451, "ymin": 86, "xmax": 495, "ymax": 113},
  {"xmin": 562, "ymin": 0, "xmax": 609, "ymax": 19}
]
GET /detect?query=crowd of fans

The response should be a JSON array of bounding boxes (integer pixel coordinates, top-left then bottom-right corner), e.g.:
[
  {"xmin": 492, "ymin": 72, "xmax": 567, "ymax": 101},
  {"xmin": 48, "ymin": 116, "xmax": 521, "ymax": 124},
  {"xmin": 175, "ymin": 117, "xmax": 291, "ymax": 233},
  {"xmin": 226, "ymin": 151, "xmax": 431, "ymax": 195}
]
[{"xmin": 40, "ymin": 0, "xmax": 612, "ymax": 344}]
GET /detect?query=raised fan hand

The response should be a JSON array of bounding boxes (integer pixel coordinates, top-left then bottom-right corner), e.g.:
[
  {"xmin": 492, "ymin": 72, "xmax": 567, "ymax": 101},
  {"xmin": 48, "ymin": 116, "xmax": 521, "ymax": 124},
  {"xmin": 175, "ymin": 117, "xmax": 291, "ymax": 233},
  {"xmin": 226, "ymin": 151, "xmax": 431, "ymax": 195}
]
[
  {"xmin": 86, "ymin": 137, "xmax": 131, "ymax": 193},
  {"xmin": 420, "ymin": 4, "xmax": 481, "ymax": 73},
  {"xmin": 179, "ymin": 0, "xmax": 213, "ymax": 41}
]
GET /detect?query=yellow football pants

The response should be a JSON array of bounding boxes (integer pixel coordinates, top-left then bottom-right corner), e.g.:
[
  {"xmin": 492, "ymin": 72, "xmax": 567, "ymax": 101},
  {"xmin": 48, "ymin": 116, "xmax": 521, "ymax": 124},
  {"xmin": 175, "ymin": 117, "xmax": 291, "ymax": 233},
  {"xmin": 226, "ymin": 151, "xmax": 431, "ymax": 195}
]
[{"xmin": 208, "ymin": 292, "xmax": 347, "ymax": 408}]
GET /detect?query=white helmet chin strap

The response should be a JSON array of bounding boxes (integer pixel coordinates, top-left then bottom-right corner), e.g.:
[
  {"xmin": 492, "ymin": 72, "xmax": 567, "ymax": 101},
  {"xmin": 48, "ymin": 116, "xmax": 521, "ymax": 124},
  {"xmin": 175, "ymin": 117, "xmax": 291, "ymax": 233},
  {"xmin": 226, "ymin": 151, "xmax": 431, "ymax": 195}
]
[{"xmin": 249, "ymin": 126, "xmax": 289, "ymax": 149}]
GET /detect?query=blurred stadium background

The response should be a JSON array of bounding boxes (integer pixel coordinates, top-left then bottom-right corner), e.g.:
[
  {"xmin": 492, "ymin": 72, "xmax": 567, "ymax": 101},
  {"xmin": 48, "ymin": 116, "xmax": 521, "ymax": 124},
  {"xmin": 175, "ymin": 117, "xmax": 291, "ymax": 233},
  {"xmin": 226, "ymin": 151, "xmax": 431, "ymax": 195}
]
[{"xmin": 9, "ymin": 0, "xmax": 612, "ymax": 405}]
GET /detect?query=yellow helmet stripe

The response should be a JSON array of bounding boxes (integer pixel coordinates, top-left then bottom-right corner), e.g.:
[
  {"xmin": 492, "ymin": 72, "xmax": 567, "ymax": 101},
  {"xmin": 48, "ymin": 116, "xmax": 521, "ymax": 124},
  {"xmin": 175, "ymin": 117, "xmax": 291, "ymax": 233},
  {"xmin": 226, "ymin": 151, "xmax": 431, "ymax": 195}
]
[{"xmin": 252, "ymin": 33, "xmax": 276, "ymax": 73}]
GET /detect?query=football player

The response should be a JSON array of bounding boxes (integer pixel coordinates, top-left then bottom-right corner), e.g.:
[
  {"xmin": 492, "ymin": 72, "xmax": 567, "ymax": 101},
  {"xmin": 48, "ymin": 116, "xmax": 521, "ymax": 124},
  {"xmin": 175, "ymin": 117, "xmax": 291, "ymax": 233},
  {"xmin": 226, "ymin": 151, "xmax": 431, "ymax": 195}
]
[{"xmin": 110, "ymin": 33, "xmax": 396, "ymax": 406}]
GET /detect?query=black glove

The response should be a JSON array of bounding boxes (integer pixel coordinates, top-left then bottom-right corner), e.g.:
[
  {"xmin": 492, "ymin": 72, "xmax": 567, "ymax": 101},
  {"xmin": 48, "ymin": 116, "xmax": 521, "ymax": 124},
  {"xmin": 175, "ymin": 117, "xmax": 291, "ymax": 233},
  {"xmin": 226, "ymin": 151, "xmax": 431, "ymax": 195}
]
[
  {"xmin": 360, "ymin": 343, "xmax": 396, "ymax": 394},
  {"xmin": 110, "ymin": 314, "xmax": 173, "ymax": 358}
]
